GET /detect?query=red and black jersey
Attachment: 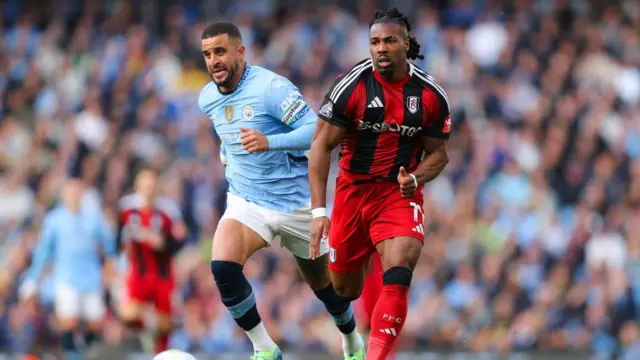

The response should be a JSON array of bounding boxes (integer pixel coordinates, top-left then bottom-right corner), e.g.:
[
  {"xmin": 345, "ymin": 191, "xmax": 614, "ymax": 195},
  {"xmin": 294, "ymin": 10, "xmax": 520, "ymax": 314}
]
[
  {"xmin": 318, "ymin": 58, "xmax": 451, "ymax": 182},
  {"xmin": 116, "ymin": 194, "xmax": 184, "ymax": 279}
]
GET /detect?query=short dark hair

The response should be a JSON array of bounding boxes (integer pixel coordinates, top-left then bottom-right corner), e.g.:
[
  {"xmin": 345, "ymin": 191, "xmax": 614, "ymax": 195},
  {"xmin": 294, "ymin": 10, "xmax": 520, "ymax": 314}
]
[
  {"xmin": 201, "ymin": 22, "xmax": 243, "ymax": 41},
  {"xmin": 369, "ymin": 8, "xmax": 424, "ymax": 61}
]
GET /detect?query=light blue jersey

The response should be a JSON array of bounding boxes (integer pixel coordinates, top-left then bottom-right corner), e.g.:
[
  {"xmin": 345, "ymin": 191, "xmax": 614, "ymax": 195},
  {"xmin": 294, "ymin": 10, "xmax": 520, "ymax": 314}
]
[
  {"xmin": 199, "ymin": 64, "xmax": 316, "ymax": 212},
  {"xmin": 26, "ymin": 206, "xmax": 116, "ymax": 293}
]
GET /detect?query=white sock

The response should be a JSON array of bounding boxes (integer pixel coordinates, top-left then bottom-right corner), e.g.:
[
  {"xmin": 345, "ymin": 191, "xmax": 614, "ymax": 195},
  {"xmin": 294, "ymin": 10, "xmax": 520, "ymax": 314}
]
[
  {"xmin": 246, "ymin": 322, "xmax": 277, "ymax": 351},
  {"xmin": 341, "ymin": 329, "xmax": 364, "ymax": 355}
]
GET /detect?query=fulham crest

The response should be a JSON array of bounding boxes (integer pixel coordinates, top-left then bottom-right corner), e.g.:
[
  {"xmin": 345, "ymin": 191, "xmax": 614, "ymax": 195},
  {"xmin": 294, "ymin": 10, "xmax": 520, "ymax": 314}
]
[{"xmin": 406, "ymin": 96, "xmax": 419, "ymax": 114}]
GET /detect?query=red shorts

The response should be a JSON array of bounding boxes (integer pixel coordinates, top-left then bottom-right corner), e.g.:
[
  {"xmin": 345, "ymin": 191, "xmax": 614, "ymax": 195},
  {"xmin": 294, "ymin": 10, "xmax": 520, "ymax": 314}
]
[
  {"xmin": 328, "ymin": 171, "xmax": 425, "ymax": 274},
  {"xmin": 125, "ymin": 275, "xmax": 174, "ymax": 315}
]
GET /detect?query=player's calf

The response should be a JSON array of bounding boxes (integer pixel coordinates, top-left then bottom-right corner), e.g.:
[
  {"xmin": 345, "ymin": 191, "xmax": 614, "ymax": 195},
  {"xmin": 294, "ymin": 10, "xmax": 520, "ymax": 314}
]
[
  {"xmin": 58, "ymin": 316, "xmax": 80, "ymax": 357},
  {"xmin": 210, "ymin": 260, "xmax": 276, "ymax": 352},
  {"xmin": 296, "ymin": 256, "xmax": 365, "ymax": 357},
  {"xmin": 365, "ymin": 236, "xmax": 422, "ymax": 359},
  {"xmin": 366, "ymin": 266, "xmax": 412, "ymax": 360},
  {"xmin": 154, "ymin": 314, "xmax": 173, "ymax": 353},
  {"xmin": 119, "ymin": 302, "xmax": 145, "ymax": 332},
  {"xmin": 85, "ymin": 320, "xmax": 103, "ymax": 348}
]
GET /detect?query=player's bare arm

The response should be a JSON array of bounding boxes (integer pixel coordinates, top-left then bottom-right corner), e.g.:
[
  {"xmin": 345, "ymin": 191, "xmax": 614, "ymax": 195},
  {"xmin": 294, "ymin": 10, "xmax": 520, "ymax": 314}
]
[
  {"xmin": 399, "ymin": 138, "xmax": 449, "ymax": 198},
  {"xmin": 308, "ymin": 119, "xmax": 346, "ymax": 259}
]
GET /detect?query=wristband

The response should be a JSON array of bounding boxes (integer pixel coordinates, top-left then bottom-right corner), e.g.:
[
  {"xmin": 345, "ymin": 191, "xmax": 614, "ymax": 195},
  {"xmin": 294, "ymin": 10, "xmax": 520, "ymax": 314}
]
[
  {"xmin": 311, "ymin": 207, "xmax": 327, "ymax": 219},
  {"xmin": 409, "ymin": 173, "xmax": 418, "ymax": 188}
]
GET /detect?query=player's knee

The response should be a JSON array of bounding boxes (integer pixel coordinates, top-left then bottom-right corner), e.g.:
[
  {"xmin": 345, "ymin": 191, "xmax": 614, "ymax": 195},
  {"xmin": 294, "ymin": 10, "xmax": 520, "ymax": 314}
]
[
  {"xmin": 119, "ymin": 303, "xmax": 141, "ymax": 322},
  {"xmin": 333, "ymin": 283, "xmax": 362, "ymax": 302},
  {"xmin": 86, "ymin": 320, "xmax": 103, "ymax": 335},
  {"xmin": 382, "ymin": 266, "xmax": 413, "ymax": 287},
  {"xmin": 122, "ymin": 318, "xmax": 144, "ymax": 331},
  {"xmin": 210, "ymin": 260, "xmax": 252, "ymax": 306},
  {"xmin": 156, "ymin": 315, "xmax": 173, "ymax": 334},
  {"xmin": 297, "ymin": 257, "xmax": 331, "ymax": 290},
  {"xmin": 58, "ymin": 317, "xmax": 79, "ymax": 331}
]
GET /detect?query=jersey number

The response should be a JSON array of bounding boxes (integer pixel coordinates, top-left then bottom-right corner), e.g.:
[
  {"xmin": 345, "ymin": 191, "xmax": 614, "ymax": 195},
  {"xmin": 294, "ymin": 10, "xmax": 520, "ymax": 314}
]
[{"xmin": 409, "ymin": 202, "xmax": 423, "ymax": 222}]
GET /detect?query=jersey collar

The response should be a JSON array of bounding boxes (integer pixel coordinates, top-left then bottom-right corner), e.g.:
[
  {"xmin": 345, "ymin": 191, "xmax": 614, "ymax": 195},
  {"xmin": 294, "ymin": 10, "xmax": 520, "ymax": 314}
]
[
  {"xmin": 218, "ymin": 63, "xmax": 251, "ymax": 96},
  {"xmin": 373, "ymin": 62, "xmax": 411, "ymax": 86}
]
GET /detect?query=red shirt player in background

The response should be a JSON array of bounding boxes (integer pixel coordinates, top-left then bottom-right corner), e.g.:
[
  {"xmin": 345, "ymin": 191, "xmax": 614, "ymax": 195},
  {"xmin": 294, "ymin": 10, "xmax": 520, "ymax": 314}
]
[
  {"xmin": 116, "ymin": 168, "xmax": 186, "ymax": 354},
  {"xmin": 309, "ymin": 8, "xmax": 451, "ymax": 360}
]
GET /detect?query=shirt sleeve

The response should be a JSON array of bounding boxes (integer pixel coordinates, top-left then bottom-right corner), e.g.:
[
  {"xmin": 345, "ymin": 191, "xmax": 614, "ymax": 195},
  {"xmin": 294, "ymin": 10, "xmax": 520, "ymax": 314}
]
[
  {"xmin": 421, "ymin": 86, "xmax": 451, "ymax": 139},
  {"xmin": 317, "ymin": 73, "xmax": 354, "ymax": 129},
  {"xmin": 97, "ymin": 212, "xmax": 116, "ymax": 258},
  {"xmin": 265, "ymin": 77, "xmax": 313, "ymax": 127},
  {"xmin": 264, "ymin": 77, "xmax": 317, "ymax": 150},
  {"xmin": 27, "ymin": 213, "xmax": 56, "ymax": 282}
]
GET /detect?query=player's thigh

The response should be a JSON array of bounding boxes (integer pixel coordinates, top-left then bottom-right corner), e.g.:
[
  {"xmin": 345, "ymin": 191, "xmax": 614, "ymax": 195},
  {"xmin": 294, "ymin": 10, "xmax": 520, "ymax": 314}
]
[
  {"xmin": 119, "ymin": 276, "xmax": 146, "ymax": 321},
  {"xmin": 213, "ymin": 193, "xmax": 274, "ymax": 264},
  {"xmin": 294, "ymin": 254, "xmax": 331, "ymax": 290},
  {"xmin": 370, "ymin": 191, "xmax": 425, "ymax": 270},
  {"xmin": 278, "ymin": 203, "xmax": 329, "ymax": 260},
  {"xmin": 327, "ymin": 179, "xmax": 373, "ymax": 300},
  {"xmin": 376, "ymin": 236, "xmax": 423, "ymax": 270},
  {"xmin": 277, "ymin": 203, "xmax": 333, "ymax": 289},
  {"xmin": 82, "ymin": 290, "xmax": 106, "ymax": 325},
  {"xmin": 54, "ymin": 283, "xmax": 80, "ymax": 330}
]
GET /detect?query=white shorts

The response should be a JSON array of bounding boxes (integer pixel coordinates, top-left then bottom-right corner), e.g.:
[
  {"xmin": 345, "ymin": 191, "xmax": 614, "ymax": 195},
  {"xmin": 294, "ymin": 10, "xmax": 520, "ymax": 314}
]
[
  {"xmin": 221, "ymin": 192, "xmax": 329, "ymax": 259},
  {"xmin": 55, "ymin": 283, "xmax": 105, "ymax": 321}
]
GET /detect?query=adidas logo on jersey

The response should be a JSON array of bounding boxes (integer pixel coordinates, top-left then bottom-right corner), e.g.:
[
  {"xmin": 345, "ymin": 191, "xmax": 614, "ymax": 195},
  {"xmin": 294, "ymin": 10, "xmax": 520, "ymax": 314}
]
[
  {"xmin": 379, "ymin": 328, "xmax": 397, "ymax": 336},
  {"xmin": 367, "ymin": 97, "xmax": 384, "ymax": 108},
  {"xmin": 413, "ymin": 224, "xmax": 424, "ymax": 234}
]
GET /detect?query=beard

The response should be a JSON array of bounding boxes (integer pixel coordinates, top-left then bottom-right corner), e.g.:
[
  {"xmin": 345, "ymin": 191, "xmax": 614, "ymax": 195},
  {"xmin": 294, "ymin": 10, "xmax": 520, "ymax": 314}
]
[
  {"xmin": 374, "ymin": 56, "xmax": 397, "ymax": 76},
  {"xmin": 210, "ymin": 60, "xmax": 240, "ymax": 89}
]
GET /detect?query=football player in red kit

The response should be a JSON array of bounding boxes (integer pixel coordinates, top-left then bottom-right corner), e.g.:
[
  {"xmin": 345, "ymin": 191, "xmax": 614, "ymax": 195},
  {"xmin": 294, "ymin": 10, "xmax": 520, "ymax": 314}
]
[
  {"xmin": 116, "ymin": 169, "xmax": 186, "ymax": 353},
  {"xmin": 309, "ymin": 8, "xmax": 450, "ymax": 359}
]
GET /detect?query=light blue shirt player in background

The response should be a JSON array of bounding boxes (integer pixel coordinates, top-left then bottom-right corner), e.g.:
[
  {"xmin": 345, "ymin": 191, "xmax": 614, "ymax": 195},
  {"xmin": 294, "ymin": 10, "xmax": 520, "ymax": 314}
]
[
  {"xmin": 19, "ymin": 179, "xmax": 116, "ymax": 358},
  {"xmin": 199, "ymin": 22, "xmax": 364, "ymax": 360}
]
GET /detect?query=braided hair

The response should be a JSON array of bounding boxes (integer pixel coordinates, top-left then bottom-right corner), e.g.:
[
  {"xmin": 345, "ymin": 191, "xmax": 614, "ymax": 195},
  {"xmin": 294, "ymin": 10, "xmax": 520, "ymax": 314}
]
[{"xmin": 369, "ymin": 8, "xmax": 424, "ymax": 61}]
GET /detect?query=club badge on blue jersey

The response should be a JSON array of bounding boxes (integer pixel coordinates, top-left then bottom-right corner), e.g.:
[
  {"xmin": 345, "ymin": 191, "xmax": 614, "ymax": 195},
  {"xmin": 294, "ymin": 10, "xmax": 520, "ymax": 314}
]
[{"xmin": 225, "ymin": 105, "xmax": 234, "ymax": 122}]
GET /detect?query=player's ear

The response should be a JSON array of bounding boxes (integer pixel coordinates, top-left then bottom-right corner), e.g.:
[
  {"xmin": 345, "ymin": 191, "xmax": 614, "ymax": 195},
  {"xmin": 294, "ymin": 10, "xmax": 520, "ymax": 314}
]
[{"xmin": 237, "ymin": 44, "xmax": 245, "ymax": 58}]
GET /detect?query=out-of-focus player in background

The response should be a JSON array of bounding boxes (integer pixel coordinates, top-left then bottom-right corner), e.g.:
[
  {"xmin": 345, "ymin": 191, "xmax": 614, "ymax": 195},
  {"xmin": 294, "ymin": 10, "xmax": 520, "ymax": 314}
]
[
  {"xmin": 115, "ymin": 168, "xmax": 186, "ymax": 354},
  {"xmin": 19, "ymin": 179, "xmax": 116, "ymax": 360},
  {"xmin": 198, "ymin": 22, "xmax": 365, "ymax": 360},
  {"xmin": 309, "ymin": 8, "xmax": 451, "ymax": 360}
]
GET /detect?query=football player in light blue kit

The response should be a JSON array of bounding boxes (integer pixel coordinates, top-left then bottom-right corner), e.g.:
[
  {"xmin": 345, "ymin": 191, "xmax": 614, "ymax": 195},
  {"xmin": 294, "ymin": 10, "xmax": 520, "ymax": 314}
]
[
  {"xmin": 199, "ymin": 22, "xmax": 365, "ymax": 360},
  {"xmin": 19, "ymin": 179, "xmax": 117, "ymax": 359}
]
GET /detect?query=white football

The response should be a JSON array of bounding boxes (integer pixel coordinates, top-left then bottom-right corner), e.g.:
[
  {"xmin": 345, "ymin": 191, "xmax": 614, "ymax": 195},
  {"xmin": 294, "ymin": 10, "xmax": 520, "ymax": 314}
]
[{"xmin": 152, "ymin": 349, "xmax": 198, "ymax": 360}]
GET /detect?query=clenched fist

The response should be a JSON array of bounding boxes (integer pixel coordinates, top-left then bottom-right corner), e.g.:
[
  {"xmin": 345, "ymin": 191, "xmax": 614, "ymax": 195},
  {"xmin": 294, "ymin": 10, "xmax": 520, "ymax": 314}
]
[
  {"xmin": 397, "ymin": 166, "xmax": 417, "ymax": 198},
  {"xmin": 240, "ymin": 127, "xmax": 269, "ymax": 153}
]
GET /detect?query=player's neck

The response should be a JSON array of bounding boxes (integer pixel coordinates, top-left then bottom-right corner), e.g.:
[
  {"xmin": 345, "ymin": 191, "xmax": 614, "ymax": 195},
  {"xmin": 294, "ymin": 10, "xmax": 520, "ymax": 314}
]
[
  {"xmin": 66, "ymin": 204, "xmax": 80, "ymax": 214},
  {"xmin": 218, "ymin": 61, "xmax": 246, "ymax": 93},
  {"xmin": 140, "ymin": 196, "xmax": 154, "ymax": 209},
  {"xmin": 375, "ymin": 62, "xmax": 410, "ymax": 84}
]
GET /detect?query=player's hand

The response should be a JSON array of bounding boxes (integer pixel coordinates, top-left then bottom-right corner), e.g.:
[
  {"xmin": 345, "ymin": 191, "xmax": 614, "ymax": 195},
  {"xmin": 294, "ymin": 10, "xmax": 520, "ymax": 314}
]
[
  {"xmin": 140, "ymin": 229, "xmax": 165, "ymax": 250},
  {"xmin": 398, "ymin": 166, "xmax": 417, "ymax": 198},
  {"xmin": 240, "ymin": 127, "xmax": 269, "ymax": 153},
  {"xmin": 310, "ymin": 216, "xmax": 330, "ymax": 260}
]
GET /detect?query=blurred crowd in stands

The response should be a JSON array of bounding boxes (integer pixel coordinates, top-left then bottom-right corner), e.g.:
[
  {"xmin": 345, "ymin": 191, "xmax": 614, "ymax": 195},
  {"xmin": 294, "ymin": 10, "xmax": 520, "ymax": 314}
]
[{"xmin": 1, "ymin": 0, "xmax": 640, "ymax": 358}]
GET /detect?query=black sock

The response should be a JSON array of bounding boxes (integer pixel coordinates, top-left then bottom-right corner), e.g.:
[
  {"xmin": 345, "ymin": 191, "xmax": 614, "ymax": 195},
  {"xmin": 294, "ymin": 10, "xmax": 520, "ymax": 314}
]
[
  {"xmin": 84, "ymin": 332, "xmax": 100, "ymax": 347},
  {"xmin": 61, "ymin": 331, "xmax": 77, "ymax": 352},
  {"xmin": 211, "ymin": 260, "xmax": 262, "ymax": 331},
  {"xmin": 314, "ymin": 284, "xmax": 356, "ymax": 334}
]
